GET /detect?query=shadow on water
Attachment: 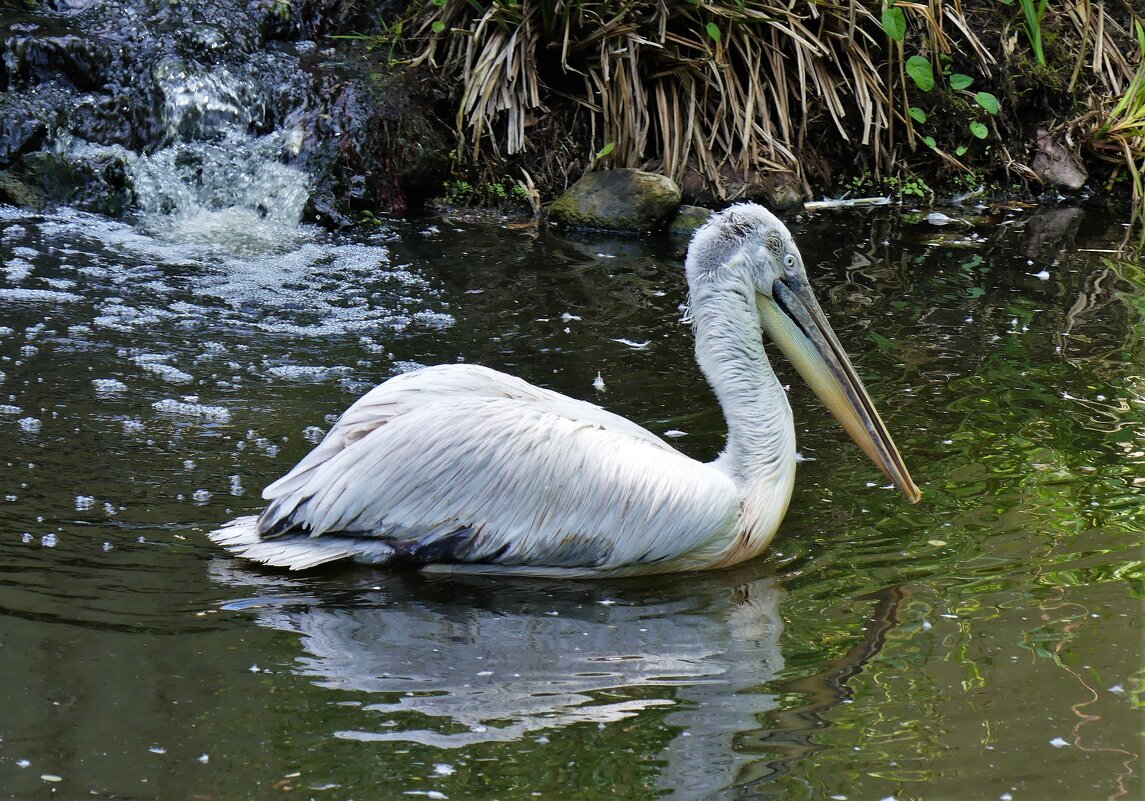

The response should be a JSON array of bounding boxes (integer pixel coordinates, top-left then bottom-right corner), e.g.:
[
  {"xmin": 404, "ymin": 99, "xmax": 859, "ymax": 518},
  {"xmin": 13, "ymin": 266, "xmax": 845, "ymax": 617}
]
[{"xmin": 0, "ymin": 196, "xmax": 1141, "ymax": 800}]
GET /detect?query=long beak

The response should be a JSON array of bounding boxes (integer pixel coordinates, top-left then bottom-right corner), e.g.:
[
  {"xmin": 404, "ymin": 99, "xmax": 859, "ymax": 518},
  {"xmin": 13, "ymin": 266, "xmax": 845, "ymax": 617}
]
[{"xmin": 757, "ymin": 276, "xmax": 922, "ymax": 503}]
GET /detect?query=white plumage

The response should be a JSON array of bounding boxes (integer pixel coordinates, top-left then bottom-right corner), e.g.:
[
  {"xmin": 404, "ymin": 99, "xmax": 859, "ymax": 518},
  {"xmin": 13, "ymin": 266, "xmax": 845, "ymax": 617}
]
[{"xmin": 210, "ymin": 203, "xmax": 919, "ymax": 575}]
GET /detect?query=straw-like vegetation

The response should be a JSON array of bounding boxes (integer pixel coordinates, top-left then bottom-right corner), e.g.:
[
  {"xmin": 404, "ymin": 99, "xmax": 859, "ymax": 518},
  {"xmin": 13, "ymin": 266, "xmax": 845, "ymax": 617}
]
[{"xmin": 403, "ymin": 1, "xmax": 1143, "ymax": 210}]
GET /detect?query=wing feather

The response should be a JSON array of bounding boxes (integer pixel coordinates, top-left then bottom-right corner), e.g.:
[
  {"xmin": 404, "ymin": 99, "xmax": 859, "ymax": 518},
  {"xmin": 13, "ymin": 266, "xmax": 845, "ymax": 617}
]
[{"xmin": 253, "ymin": 365, "xmax": 738, "ymax": 571}]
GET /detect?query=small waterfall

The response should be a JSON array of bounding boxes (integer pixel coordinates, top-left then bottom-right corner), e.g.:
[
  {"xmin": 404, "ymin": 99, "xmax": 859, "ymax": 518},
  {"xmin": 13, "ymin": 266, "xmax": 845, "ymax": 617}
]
[{"xmin": 121, "ymin": 55, "xmax": 314, "ymax": 252}]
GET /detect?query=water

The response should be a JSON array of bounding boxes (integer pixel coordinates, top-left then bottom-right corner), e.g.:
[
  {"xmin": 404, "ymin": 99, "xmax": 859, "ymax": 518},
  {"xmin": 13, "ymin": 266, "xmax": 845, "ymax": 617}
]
[{"xmin": 0, "ymin": 193, "xmax": 1141, "ymax": 800}]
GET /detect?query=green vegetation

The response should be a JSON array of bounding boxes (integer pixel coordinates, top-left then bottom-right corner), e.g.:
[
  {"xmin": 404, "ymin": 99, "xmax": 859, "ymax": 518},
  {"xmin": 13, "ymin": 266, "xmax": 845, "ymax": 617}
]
[
  {"xmin": 1087, "ymin": 20, "xmax": 1145, "ymax": 219},
  {"xmin": 394, "ymin": 1, "xmax": 1143, "ymax": 214},
  {"xmin": 440, "ymin": 177, "xmax": 533, "ymax": 210}
]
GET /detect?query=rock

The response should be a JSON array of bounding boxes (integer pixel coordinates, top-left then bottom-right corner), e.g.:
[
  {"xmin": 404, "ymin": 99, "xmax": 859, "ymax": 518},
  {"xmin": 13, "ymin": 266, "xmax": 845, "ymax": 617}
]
[
  {"xmin": 1032, "ymin": 129, "xmax": 1087, "ymax": 191},
  {"xmin": 22, "ymin": 146, "xmax": 133, "ymax": 216},
  {"xmin": 0, "ymin": 171, "xmax": 46, "ymax": 209},
  {"xmin": 549, "ymin": 169, "xmax": 681, "ymax": 232},
  {"xmin": 669, "ymin": 204, "xmax": 713, "ymax": 236},
  {"xmin": 759, "ymin": 171, "xmax": 804, "ymax": 212},
  {"xmin": 0, "ymin": 93, "xmax": 59, "ymax": 169}
]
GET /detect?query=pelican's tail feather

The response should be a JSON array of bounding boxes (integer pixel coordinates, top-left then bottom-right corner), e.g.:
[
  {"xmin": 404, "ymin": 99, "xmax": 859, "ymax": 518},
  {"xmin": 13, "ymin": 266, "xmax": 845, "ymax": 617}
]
[{"xmin": 208, "ymin": 516, "xmax": 396, "ymax": 570}]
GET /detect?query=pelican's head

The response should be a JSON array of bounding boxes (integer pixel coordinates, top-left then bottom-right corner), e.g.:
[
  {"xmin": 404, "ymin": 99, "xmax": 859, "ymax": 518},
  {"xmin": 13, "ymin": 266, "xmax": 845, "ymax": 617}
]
[{"xmin": 687, "ymin": 203, "xmax": 921, "ymax": 503}]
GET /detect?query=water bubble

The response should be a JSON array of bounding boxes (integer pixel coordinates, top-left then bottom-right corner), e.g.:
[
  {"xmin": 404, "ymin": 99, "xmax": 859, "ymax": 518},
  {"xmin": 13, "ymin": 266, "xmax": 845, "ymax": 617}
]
[
  {"xmin": 93, "ymin": 378, "xmax": 129, "ymax": 394},
  {"xmin": 41, "ymin": 533, "xmax": 58, "ymax": 548},
  {"xmin": 75, "ymin": 495, "xmax": 96, "ymax": 510},
  {"xmin": 192, "ymin": 489, "xmax": 212, "ymax": 503},
  {"xmin": 268, "ymin": 364, "xmax": 353, "ymax": 382},
  {"xmin": 17, "ymin": 417, "xmax": 41, "ymax": 433},
  {"xmin": 152, "ymin": 398, "xmax": 231, "ymax": 422}
]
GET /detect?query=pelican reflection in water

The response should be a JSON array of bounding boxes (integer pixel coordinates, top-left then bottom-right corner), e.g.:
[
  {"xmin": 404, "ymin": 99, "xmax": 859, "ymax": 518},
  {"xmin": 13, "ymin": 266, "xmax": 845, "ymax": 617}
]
[
  {"xmin": 208, "ymin": 563, "xmax": 788, "ymax": 798},
  {"xmin": 210, "ymin": 203, "xmax": 920, "ymax": 574}
]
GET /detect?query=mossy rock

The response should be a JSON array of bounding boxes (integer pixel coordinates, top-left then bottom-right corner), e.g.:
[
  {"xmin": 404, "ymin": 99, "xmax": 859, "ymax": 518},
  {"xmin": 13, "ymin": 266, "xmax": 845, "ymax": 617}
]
[
  {"xmin": 0, "ymin": 170, "xmax": 46, "ymax": 209},
  {"xmin": 669, "ymin": 204, "xmax": 713, "ymax": 237},
  {"xmin": 549, "ymin": 169, "xmax": 682, "ymax": 232}
]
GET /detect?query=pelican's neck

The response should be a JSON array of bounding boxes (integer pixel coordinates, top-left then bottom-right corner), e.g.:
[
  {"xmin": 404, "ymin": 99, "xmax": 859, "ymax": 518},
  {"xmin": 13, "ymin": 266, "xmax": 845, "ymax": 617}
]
[{"xmin": 690, "ymin": 273, "xmax": 796, "ymax": 549}]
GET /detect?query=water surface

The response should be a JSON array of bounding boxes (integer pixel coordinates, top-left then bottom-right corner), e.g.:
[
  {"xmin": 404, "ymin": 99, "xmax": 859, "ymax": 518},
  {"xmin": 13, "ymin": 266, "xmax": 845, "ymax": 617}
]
[{"xmin": 0, "ymin": 201, "xmax": 1141, "ymax": 800}]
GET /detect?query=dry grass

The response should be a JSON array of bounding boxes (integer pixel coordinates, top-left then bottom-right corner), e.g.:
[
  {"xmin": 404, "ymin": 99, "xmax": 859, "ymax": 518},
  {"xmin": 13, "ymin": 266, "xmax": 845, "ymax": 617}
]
[
  {"xmin": 404, "ymin": 1, "xmax": 1144, "ymax": 208},
  {"xmin": 1069, "ymin": 10, "xmax": 1145, "ymax": 218}
]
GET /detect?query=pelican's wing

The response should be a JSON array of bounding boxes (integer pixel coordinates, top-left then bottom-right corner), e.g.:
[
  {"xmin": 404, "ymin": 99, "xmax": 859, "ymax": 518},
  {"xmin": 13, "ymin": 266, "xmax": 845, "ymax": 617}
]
[
  {"xmin": 215, "ymin": 365, "xmax": 739, "ymax": 573},
  {"xmin": 261, "ymin": 363, "xmax": 667, "ymax": 501}
]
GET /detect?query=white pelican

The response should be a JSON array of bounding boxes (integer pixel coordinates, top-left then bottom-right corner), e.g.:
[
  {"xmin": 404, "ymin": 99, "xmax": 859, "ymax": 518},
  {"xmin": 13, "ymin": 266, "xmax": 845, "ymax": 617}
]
[{"xmin": 210, "ymin": 203, "xmax": 920, "ymax": 575}]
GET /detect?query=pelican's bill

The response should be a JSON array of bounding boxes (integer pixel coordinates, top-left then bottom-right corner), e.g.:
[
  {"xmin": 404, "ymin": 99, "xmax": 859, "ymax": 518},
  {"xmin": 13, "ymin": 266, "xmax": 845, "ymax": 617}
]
[{"xmin": 757, "ymin": 277, "xmax": 922, "ymax": 503}]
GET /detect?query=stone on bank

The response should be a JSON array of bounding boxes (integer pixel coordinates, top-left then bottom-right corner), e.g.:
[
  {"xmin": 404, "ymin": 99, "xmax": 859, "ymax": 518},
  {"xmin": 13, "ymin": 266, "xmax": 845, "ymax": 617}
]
[{"xmin": 549, "ymin": 168, "xmax": 682, "ymax": 232}]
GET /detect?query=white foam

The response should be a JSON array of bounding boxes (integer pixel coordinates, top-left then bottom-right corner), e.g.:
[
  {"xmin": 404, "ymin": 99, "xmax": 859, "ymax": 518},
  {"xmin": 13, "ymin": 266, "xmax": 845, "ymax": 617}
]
[
  {"xmin": 93, "ymin": 378, "xmax": 129, "ymax": 394},
  {"xmin": 268, "ymin": 365, "xmax": 353, "ymax": 382},
  {"xmin": 0, "ymin": 288, "xmax": 82, "ymax": 303},
  {"xmin": 4, "ymin": 258, "xmax": 32, "ymax": 282},
  {"xmin": 139, "ymin": 362, "xmax": 194, "ymax": 384},
  {"xmin": 152, "ymin": 398, "xmax": 231, "ymax": 422}
]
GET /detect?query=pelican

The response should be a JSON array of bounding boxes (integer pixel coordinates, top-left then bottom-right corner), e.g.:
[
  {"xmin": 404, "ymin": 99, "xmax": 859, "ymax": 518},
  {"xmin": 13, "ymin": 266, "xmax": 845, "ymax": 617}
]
[{"xmin": 209, "ymin": 203, "xmax": 920, "ymax": 576}]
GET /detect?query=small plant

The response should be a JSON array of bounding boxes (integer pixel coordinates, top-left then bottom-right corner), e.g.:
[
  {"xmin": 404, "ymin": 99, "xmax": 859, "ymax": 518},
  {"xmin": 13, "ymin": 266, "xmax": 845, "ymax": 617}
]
[
  {"xmin": 1088, "ymin": 21, "xmax": 1145, "ymax": 221},
  {"xmin": 907, "ymin": 59, "xmax": 1000, "ymax": 148},
  {"xmin": 1000, "ymin": 0, "xmax": 1050, "ymax": 68},
  {"xmin": 878, "ymin": 173, "xmax": 933, "ymax": 202},
  {"xmin": 439, "ymin": 176, "xmax": 532, "ymax": 210}
]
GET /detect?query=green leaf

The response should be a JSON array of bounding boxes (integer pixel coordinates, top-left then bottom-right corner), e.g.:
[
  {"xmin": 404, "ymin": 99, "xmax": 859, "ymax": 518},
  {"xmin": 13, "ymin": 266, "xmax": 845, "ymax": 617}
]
[
  {"xmin": 955, "ymin": 144, "xmax": 968, "ymax": 156},
  {"xmin": 974, "ymin": 91, "xmax": 1000, "ymax": 114},
  {"xmin": 705, "ymin": 22, "xmax": 721, "ymax": 43},
  {"xmin": 969, "ymin": 121, "xmax": 989, "ymax": 139},
  {"xmin": 949, "ymin": 73, "xmax": 973, "ymax": 90},
  {"xmin": 596, "ymin": 142, "xmax": 615, "ymax": 159},
  {"xmin": 431, "ymin": 19, "xmax": 445, "ymax": 33},
  {"xmin": 922, "ymin": 135, "xmax": 936, "ymax": 149},
  {"xmin": 882, "ymin": 7, "xmax": 906, "ymax": 42},
  {"xmin": 909, "ymin": 106, "xmax": 927, "ymax": 124},
  {"xmin": 906, "ymin": 55, "xmax": 935, "ymax": 91}
]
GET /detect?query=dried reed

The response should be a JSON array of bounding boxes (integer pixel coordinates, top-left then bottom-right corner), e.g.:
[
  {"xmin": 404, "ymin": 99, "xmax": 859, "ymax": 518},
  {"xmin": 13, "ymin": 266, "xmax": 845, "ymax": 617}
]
[{"xmin": 405, "ymin": 1, "xmax": 1144, "ymax": 206}]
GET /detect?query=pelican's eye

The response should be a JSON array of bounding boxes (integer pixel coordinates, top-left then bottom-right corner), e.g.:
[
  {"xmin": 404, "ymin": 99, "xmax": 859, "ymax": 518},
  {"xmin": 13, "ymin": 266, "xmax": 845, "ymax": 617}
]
[{"xmin": 783, "ymin": 253, "xmax": 797, "ymax": 274}]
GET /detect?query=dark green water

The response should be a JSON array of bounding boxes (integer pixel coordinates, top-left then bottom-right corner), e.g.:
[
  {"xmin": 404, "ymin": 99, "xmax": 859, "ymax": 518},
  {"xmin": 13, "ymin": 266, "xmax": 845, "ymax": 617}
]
[{"xmin": 0, "ymin": 203, "xmax": 1140, "ymax": 800}]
